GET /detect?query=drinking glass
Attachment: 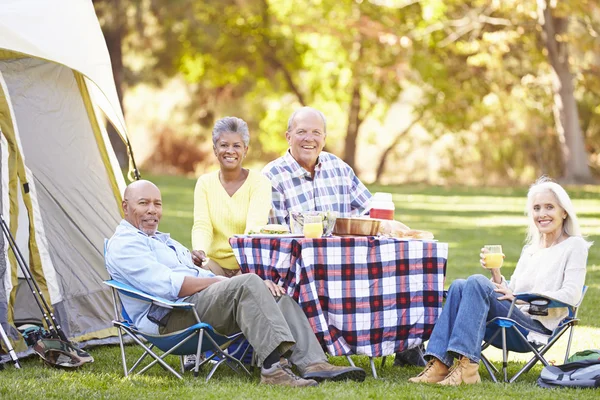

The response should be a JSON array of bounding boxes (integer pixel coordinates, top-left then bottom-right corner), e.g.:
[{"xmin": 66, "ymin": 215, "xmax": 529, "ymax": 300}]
[
  {"xmin": 303, "ymin": 215, "xmax": 323, "ymax": 239},
  {"xmin": 483, "ymin": 245, "xmax": 503, "ymax": 269}
]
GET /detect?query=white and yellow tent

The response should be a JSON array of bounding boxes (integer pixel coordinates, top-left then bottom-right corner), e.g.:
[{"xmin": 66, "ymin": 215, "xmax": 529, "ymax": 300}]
[{"xmin": 0, "ymin": 0, "xmax": 131, "ymax": 353}]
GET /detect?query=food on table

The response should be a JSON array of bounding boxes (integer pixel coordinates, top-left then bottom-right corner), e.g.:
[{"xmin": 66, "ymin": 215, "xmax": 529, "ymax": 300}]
[
  {"xmin": 399, "ymin": 229, "xmax": 435, "ymax": 240},
  {"xmin": 260, "ymin": 224, "xmax": 290, "ymax": 234},
  {"xmin": 248, "ymin": 224, "xmax": 290, "ymax": 235},
  {"xmin": 377, "ymin": 219, "xmax": 410, "ymax": 237}
]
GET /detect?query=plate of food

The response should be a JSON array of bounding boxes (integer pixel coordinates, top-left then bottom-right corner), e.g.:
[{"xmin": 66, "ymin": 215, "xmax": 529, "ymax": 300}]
[
  {"xmin": 390, "ymin": 229, "xmax": 436, "ymax": 241},
  {"xmin": 237, "ymin": 224, "xmax": 304, "ymax": 238},
  {"xmin": 246, "ymin": 233, "xmax": 304, "ymax": 239}
]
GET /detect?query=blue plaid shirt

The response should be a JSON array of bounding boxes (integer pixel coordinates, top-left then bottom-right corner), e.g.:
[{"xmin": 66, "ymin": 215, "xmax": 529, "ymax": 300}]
[{"xmin": 262, "ymin": 150, "xmax": 372, "ymax": 225}]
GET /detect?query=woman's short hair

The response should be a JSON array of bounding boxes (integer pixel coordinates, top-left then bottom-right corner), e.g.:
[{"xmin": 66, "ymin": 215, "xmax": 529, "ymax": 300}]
[
  {"xmin": 212, "ymin": 117, "xmax": 250, "ymax": 147},
  {"xmin": 524, "ymin": 176, "xmax": 591, "ymax": 249}
]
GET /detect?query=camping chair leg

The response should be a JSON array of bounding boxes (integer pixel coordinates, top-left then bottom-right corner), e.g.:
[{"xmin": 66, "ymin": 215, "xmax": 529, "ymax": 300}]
[
  {"xmin": 346, "ymin": 355, "xmax": 356, "ymax": 367},
  {"xmin": 180, "ymin": 356, "xmax": 185, "ymax": 374},
  {"xmin": 137, "ymin": 331, "xmax": 200, "ymax": 377},
  {"xmin": 507, "ymin": 326, "xmax": 553, "ymax": 383},
  {"xmin": 111, "ymin": 289, "xmax": 129, "ymax": 377},
  {"xmin": 480, "ymin": 354, "xmax": 498, "ymax": 383},
  {"xmin": 129, "ymin": 343, "xmax": 154, "ymax": 374},
  {"xmin": 369, "ymin": 357, "xmax": 379, "ymax": 379},
  {"xmin": 563, "ymin": 325, "xmax": 576, "ymax": 364},
  {"xmin": 502, "ymin": 327, "xmax": 509, "ymax": 383},
  {"xmin": 125, "ymin": 333, "xmax": 184, "ymax": 379},
  {"xmin": 381, "ymin": 356, "xmax": 386, "ymax": 369},
  {"xmin": 203, "ymin": 333, "xmax": 251, "ymax": 378},
  {"xmin": 116, "ymin": 327, "xmax": 129, "ymax": 377},
  {"xmin": 194, "ymin": 329, "xmax": 204, "ymax": 378}
]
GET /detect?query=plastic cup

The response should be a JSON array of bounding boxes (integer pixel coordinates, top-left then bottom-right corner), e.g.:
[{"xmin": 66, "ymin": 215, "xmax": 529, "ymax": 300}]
[{"xmin": 483, "ymin": 245, "xmax": 503, "ymax": 269}]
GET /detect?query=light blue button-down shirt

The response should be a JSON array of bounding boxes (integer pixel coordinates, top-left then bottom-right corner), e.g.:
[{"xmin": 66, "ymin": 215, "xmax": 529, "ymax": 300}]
[{"xmin": 106, "ymin": 220, "xmax": 214, "ymax": 333}]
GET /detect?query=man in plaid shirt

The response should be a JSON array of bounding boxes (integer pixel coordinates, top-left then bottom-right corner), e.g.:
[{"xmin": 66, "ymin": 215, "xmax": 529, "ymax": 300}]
[
  {"xmin": 262, "ymin": 107, "xmax": 372, "ymax": 226},
  {"xmin": 262, "ymin": 107, "xmax": 427, "ymax": 367}
]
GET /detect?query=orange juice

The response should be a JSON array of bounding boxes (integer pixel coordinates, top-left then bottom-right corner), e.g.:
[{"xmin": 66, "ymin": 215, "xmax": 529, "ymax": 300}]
[
  {"xmin": 484, "ymin": 253, "xmax": 503, "ymax": 269},
  {"xmin": 303, "ymin": 222, "xmax": 322, "ymax": 239}
]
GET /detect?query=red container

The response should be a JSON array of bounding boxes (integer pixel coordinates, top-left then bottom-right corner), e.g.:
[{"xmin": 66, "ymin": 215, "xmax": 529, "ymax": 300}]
[{"xmin": 370, "ymin": 208, "xmax": 394, "ymax": 220}]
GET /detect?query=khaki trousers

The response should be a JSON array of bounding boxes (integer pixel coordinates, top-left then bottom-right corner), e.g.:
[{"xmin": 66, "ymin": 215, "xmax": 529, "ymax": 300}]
[{"xmin": 160, "ymin": 273, "xmax": 327, "ymax": 368}]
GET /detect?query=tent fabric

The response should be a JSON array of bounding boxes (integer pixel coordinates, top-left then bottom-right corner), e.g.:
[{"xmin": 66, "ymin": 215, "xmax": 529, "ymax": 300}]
[
  {"xmin": 0, "ymin": 0, "xmax": 128, "ymax": 143},
  {"xmin": 0, "ymin": 0, "xmax": 130, "ymax": 355}
]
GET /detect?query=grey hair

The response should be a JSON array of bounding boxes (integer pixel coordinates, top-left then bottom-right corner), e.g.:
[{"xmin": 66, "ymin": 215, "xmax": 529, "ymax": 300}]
[
  {"xmin": 287, "ymin": 107, "xmax": 327, "ymax": 133},
  {"xmin": 212, "ymin": 116, "xmax": 250, "ymax": 147},
  {"xmin": 524, "ymin": 176, "xmax": 592, "ymax": 250}
]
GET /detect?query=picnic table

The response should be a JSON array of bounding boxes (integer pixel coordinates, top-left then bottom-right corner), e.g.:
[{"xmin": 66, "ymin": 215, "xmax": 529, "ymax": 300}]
[{"xmin": 230, "ymin": 235, "xmax": 448, "ymax": 358}]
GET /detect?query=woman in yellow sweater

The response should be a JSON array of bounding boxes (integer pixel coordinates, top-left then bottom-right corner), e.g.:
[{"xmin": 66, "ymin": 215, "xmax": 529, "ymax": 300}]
[{"xmin": 191, "ymin": 117, "xmax": 273, "ymax": 277}]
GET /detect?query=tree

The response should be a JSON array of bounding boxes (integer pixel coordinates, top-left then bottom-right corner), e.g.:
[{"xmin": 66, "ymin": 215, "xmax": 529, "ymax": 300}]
[
  {"xmin": 537, "ymin": 0, "xmax": 594, "ymax": 183},
  {"xmin": 93, "ymin": 0, "xmax": 129, "ymax": 167}
]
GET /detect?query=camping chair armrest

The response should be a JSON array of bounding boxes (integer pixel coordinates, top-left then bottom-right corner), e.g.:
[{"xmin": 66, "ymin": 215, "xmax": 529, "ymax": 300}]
[
  {"xmin": 104, "ymin": 279, "xmax": 194, "ymax": 309},
  {"xmin": 515, "ymin": 293, "xmax": 570, "ymax": 309}
]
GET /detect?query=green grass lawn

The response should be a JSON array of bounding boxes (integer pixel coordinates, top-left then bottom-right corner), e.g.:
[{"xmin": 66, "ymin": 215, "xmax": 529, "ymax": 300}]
[{"xmin": 1, "ymin": 175, "xmax": 599, "ymax": 399}]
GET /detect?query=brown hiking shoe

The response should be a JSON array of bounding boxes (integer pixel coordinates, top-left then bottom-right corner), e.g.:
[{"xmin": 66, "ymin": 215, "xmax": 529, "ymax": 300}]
[
  {"xmin": 437, "ymin": 356, "xmax": 481, "ymax": 386},
  {"xmin": 300, "ymin": 362, "xmax": 366, "ymax": 382},
  {"xmin": 261, "ymin": 360, "xmax": 319, "ymax": 387},
  {"xmin": 408, "ymin": 359, "xmax": 449, "ymax": 383}
]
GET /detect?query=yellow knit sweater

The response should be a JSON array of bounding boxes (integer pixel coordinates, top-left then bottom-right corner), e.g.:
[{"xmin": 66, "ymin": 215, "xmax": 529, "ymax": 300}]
[{"xmin": 191, "ymin": 169, "xmax": 272, "ymax": 270}]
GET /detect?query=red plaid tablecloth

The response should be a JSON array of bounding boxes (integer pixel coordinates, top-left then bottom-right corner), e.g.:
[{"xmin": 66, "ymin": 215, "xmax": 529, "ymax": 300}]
[{"xmin": 229, "ymin": 236, "xmax": 447, "ymax": 357}]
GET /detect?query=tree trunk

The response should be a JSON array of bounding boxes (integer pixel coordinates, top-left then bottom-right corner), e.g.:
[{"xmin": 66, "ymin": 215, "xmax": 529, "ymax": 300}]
[
  {"xmin": 375, "ymin": 112, "xmax": 424, "ymax": 182},
  {"xmin": 538, "ymin": 0, "xmax": 594, "ymax": 183},
  {"xmin": 93, "ymin": 0, "xmax": 129, "ymax": 168},
  {"xmin": 344, "ymin": 81, "xmax": 361, "ymax": 171},
  {"xmin": 344, "ymin": 25, "xmax": 365, "ymax": 172}
]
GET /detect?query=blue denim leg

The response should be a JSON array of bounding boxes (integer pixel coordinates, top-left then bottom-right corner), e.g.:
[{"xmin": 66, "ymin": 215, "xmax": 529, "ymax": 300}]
[
  {"xmin": 424, "ymin": 278, "xmax": 467, "ymax": 367},
  {"xmin": 426, "ymin": 274, "xmax": 551, "ymax": 365}
]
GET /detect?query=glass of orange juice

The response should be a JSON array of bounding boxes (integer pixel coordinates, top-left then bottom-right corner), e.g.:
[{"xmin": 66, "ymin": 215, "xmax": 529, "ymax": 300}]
[
  {"xmin": 303, "ymin": 215, "xmax": 323, "ymax": 239},
  {"xmin": 484, "ymin": 245, "xmax": 503, "ymax": 269}
]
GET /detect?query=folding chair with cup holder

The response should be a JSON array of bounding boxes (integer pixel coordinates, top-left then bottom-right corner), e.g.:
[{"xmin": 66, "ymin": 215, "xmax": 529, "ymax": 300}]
[
  {"xmin": 104, "ymin": 279, "xmax": 253, "ymax": 381},
  {"xmin": 103, "ymin": 239, "xmax": 252, "ymax": 381},
  {"xmin": 480, "ymin": 286, "xmax": 588, "ymax": 383}
]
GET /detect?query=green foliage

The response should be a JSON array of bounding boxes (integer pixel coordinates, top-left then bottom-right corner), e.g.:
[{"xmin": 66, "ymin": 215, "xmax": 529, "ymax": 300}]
[{"xmin": 97, "ymin": 0, "xmax": 600, "ymax": 183}]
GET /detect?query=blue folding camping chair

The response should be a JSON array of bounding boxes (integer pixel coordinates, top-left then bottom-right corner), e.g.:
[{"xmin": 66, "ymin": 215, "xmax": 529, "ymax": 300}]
[
  {"xmin": 480, "ymin": 286, "xmax": 588, "ymax": 383},
  {"xmin": 104, "ymin": 279, "xmax": 253, "ymax": 381},
  {"xmin": 103, "ymin": 240, "xmax": 252, "ymax": 381}
]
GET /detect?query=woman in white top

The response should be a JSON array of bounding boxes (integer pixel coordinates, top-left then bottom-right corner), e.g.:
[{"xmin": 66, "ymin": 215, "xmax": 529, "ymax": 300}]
[{"xmin": 409, "ymin": 176, "xmax": 591, "ymax": 385}]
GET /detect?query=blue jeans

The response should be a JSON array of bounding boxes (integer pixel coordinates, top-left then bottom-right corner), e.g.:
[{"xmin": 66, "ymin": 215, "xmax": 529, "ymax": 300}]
[{"xmin": 425, "ymin": 274, "xmax": 551, "ymax": 366}]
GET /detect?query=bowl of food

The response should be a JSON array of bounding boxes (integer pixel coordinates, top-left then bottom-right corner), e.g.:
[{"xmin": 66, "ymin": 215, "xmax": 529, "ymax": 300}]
[
  {"xmin": 333, "ymin": 217, "xmax": 381, "ymax": 236},
  {"xmin": 289, "ymin": 211, "xmax": 337, "ymax": 236}
]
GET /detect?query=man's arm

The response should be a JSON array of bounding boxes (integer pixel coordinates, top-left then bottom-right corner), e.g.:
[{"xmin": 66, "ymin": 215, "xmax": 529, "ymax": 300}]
[
  {"xmin": 347, "ymin": 166, "xmax": 372, "ymax": 214},
  {"xmin": 179, "ymin": 276, "xmax": 224, "ymax": 297},
  {"xmin": 107, "ymin": 235, "xmax": 206, "ymax": 301}
]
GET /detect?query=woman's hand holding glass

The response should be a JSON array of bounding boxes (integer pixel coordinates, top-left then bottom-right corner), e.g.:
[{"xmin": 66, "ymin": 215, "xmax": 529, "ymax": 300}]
[
  {"xmin": 480, "ymin": 245, "xmax": 505, "ymax": 284},
  {"xmin": 481, "ymin": 245, "xmax": 504, "ymax": 269}
]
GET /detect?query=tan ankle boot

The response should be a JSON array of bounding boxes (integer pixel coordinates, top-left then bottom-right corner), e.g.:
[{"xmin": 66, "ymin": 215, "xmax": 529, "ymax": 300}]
[
  {"xmin": 408, "ymin": 359, "xmax": 449, "ymax": 383},
  {"xmin": 437, "ymin": 356, "xmax": 481, "ymax": 386}
]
